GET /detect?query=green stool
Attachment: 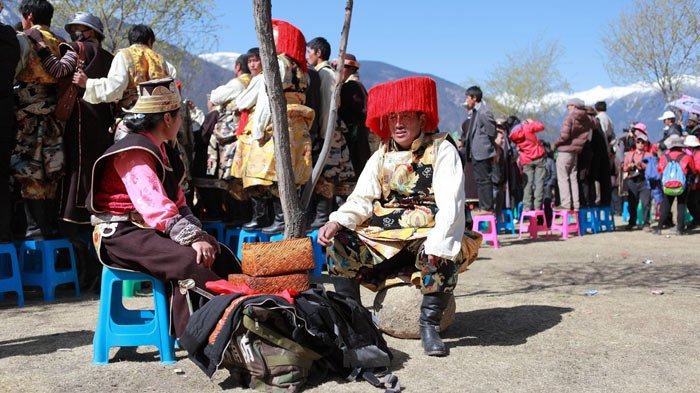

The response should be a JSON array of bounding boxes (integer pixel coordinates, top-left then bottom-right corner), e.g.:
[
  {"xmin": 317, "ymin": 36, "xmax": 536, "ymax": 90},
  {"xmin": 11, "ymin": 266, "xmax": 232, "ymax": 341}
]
[{"xmin": 122, "ymin": 280, "xmax": 142, "ymax": 298}]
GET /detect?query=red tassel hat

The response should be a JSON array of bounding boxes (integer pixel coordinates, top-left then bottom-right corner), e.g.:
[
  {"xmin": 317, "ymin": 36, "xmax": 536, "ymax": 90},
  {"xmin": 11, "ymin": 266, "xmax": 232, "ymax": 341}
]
[
  {"xmin": 365, "ymin": 76, "xmax": 439, "ymax": 139},
  {"xmin": 272, "ymin": 19, "xmax": 307, "ymax": 72}
]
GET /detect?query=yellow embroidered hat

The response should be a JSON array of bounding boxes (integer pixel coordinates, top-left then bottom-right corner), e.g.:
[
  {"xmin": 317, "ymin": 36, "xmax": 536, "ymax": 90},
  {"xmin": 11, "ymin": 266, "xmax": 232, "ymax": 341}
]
[{"xmin": 124, "ymin": 77, "xmax": 181, "ymax": 114}]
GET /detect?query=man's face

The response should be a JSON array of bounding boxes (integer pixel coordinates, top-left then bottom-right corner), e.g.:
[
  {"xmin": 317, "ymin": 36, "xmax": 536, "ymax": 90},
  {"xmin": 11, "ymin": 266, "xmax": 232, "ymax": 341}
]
[
  {"xmin": 248, "ymin": 55, "xmax": 262, "ymax": 76},
  {"xmin": 567, "ymin": 104, "xmax": 575, "ymax": 113},
  {"xmin": 69, "ymin": 25, "xmax": 94, "ymax": 41},
  {"xmin": 688, "ymin": 120, "xmax": 697, "ymax": 128},
  {"xmin": 306, "ymin": 47, "xmax": 321, "ymax": 66},
  {"xmin": 388, "ymin": 111, "xmax": 424, "ymax": 149},
  {"xmin": 465, "ymin": 95, "xmax": 477, "ymax": 110},
  {"xmin": 341, "ymin": 65, "xmax": 355, "ymax": 81},
  {"xmin": 664, "ymin": 118, "xmax": 674, "ymax": 126}
]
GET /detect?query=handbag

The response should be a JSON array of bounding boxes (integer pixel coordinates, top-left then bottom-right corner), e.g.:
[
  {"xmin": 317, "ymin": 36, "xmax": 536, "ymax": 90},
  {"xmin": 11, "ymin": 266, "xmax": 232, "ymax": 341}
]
[{"xmin": 54, "ymin": 41, "xmax": 85, "ymax": 122}]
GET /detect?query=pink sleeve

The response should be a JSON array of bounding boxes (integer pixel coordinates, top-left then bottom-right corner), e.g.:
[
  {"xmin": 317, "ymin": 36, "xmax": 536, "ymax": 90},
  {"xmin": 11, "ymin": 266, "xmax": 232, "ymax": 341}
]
[{"xmin": 113, "ymin": 149, "xmax": 180, "ymax": 232}]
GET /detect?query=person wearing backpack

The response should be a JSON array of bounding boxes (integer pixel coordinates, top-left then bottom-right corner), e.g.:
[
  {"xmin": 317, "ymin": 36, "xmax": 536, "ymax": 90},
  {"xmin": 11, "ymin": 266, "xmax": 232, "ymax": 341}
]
[
  {"xmin": 654, "ymin": 135, "xmax": 698, "ymax": 235},
  {"xmin": 622, "ymin": 131, "xmax": 653, "ymax": 231}
]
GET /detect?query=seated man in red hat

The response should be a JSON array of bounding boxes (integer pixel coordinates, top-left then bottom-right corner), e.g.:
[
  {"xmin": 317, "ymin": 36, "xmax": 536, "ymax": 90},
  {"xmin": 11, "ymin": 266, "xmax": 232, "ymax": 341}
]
[{"xmin": 318, "ymin": 76, "xmax": 481, "ymax": 357}]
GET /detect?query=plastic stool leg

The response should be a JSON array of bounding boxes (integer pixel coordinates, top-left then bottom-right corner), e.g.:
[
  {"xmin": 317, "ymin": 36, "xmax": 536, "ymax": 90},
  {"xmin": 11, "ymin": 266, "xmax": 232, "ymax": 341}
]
[
  {"xmin": 93, "ymin": 268, "xmax": 113, "ymax": 365},
  {"xmin": 152, "ymin": 278, "xmax": 176, "ymax": 364}
]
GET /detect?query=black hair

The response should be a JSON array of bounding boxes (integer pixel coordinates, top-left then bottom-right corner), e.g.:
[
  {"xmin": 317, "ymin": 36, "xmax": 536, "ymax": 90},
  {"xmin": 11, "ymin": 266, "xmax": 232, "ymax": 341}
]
[
  {"xmin": 465, "ymin": 85, "xmax": 483, "ymax": 102},
  {"xmin": 19, "ymin": 0, "xmax": 53, "ymax": 26},
  {"xmin": 246, "ymin": 47, "xmax": 260, "ymax": 57},
  {"xmin": 594, "ymin": 101, "xmax": 607, "ymax": 112},
  {"xmin": 123, "ymin": 109, "xmax": 180, "ymax": 132},
  {"xmin": 307, "ymin": 37, "xmax": 331, "ymax": 61},
  {"xmin": 236, "ymin": 54, "xmax": 250, "ymax": 74},
  {"xmin": 128, "ymin": 24, "xmax": 155, "ymax": 45},
  {"xmin": 505, "ymin": 115, "xmax": 521, "ymax": 133}
]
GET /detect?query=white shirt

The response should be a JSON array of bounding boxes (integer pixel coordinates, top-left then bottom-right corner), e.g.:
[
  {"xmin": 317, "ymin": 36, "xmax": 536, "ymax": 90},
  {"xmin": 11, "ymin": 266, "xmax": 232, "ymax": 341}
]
[
  {"xmin": 210, "ymin": 76, "xmax": 247, "ymax": 107},
  {"xmin": 83, "ymin": 49, "xmax": 177, "ymax": 104},
  {"xmin": 329, "ymin": 138, "xmax": 466, "ymax": 260},
  {"xmin": 315, "ymin": 61, "xmax": 336, "ymax": 136}
]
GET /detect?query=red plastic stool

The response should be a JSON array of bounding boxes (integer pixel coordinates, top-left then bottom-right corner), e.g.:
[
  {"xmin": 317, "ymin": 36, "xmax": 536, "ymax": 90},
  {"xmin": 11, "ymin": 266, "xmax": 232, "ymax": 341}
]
[{"xmin": 518, "ymin": 210, "xmax": 548, "ymax": 239}]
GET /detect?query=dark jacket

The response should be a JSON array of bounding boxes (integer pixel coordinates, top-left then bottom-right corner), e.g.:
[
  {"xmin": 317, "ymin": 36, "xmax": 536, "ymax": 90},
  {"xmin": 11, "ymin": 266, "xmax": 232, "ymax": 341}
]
[
  {"xmin": 555, "ymin": 107, "xmax": 594, "ymax": 154},
  {"xmin": 462, "ymin": 101, "xmax": 497, "ymax": 161}
]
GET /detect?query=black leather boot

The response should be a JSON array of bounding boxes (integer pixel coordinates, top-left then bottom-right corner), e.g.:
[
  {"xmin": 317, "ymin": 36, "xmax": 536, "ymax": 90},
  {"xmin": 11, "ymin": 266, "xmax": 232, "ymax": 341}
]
[
  {"xmin": 331, "ymin": 276, "xmax": 362, "ymax": 306},
  {"xmin": 242, "ymin": 197, "xmax": 268, "ymax": 229},
  {"xmin": 25, "ymin": 199, "xmax": 58, "ymax": 239},
  {"xmin": 419, "ymin": 292, "xmax": 451, "ymax": 357},
  {"xmin": 309, "ymin": 196, "xmax": 333, "ymax": 229},
  {"xmin": 262, "ymin": 197, "xmax": 285, "ymax": 234}
]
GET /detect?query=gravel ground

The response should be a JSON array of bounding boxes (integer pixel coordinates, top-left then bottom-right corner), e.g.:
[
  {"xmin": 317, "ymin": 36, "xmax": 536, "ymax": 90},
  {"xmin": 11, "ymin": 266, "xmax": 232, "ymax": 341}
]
[{"xmin": 1, "ymin": 223, "xmax": 699, "ymax": 393}]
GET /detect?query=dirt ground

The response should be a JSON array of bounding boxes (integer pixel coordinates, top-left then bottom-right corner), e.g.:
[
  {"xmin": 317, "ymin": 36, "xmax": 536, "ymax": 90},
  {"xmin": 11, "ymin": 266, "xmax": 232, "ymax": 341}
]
[{"xmin": 1, "ymin": 222, "xmax": 699, "ymax": 393}]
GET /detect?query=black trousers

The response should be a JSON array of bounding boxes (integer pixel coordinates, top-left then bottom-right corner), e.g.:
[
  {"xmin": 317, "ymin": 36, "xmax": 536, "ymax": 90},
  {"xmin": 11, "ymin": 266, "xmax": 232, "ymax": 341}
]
[
  {"xmin": 0, "ymin": 98, "xmax": 15, "ymax": 242},
  {"xmin": 473, "ymin": 158, "xmax": 494, "ymax": 211},
  {"xmin": 658, "ymin": 190, "xmax": 688, "ymax": 232},
  {"xmin": 624, "ymin": 178, "xmax": 651, "ymax": 226},
  {"xmin": 686, "ymin": 189, "xmax": 700, "ymax": 226}
]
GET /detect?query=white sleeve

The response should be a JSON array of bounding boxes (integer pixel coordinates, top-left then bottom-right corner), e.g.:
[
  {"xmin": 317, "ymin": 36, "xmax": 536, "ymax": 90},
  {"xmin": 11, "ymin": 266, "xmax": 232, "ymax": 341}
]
[
  {"xmin": 328, "ymin": 149, "xmax": 383, "ymax": 229},
  {"xmin": 166, "ymin": 60, "xmax": 177, "ymax": 79},
  {"xmin": 317, "ymin": 67, "xmax": 336, "ymax": 135},
  {"xmin": 235, "ymin": 74, "xmax": 263, "ymax": 111},
  {"xmin": 83, "ymin": 51, "xmax": 130, "ymax": 104},
  {"xmin": 423, "ymin": 141, "xmax": 466, "ymax": 260},
  {"xmin": 210, "ymin": 78, "xmax": 245, "ymax": 106}
]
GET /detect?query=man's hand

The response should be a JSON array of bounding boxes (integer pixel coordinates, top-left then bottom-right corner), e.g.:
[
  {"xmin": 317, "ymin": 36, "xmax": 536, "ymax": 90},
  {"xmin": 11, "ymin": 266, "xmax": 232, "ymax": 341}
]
[
  {"xmin": 24, "ymin": 28, "xmax": 44, "ymax": 45},
  {"xmin": 73, "ymin": 69, "xmax": 88, "ymax": 88},
  {"xmin": 317, "ymin": 221, "xmax": 342, "ymax": 247}
]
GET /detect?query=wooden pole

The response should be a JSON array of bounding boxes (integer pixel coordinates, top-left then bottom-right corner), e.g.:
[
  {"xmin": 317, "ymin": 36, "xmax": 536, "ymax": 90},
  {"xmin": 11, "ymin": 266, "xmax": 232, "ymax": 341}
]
[
  {"xmin": 300, "ymin": 0, "xmax": 354, "ymax": 209},
  {"xmin": 252, "ymin": 0, "xmax": 306, "ymax": 238}
]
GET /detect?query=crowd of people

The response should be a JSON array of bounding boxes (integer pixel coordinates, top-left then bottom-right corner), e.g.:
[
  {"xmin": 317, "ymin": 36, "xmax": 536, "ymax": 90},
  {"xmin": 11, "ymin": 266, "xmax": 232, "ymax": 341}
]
[
  {"xmin": 2, "ymin": 0, "xmax": 699, "ymax": 358},
  {"xmin": 458, "ymin": 91, "xmax": 700, "ymax": 236}
]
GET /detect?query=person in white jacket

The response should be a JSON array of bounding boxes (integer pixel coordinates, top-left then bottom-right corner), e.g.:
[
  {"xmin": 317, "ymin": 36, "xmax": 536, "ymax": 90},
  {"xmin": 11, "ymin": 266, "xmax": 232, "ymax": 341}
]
[{"xmin": 317, "ymin": 76, "xmax": 482, "ymax": 357}]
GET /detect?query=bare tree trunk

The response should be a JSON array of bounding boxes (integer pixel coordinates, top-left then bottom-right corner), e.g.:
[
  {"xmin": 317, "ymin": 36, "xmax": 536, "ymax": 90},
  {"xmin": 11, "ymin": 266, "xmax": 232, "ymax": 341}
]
[
  {"xmin": 300, "ymin": 0, "xmax": 354, "ymax": 210},
  {"xmin": 252, "ymin": 0, "xmax": 306, "ymax": 238}
]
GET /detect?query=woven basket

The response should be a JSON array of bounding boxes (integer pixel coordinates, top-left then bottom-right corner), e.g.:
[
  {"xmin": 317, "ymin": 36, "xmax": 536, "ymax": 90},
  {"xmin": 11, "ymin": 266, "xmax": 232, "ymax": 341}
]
[
  {"xmin": 241, "ymin": 237, "xmax": 315, "ymax": 277},
  {"xmin": 228, "ymin": 272, "xmax": 310, "ymax": 293}
]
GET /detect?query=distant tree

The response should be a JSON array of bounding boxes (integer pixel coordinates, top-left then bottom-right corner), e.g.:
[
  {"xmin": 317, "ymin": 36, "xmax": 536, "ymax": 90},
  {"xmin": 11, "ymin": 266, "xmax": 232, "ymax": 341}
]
[
  {"xmin": 602, "ymin": 0, "xmax": 700, "ymax": 103},
  {"xmin": 484, "ymin": 40, "xmax": 569, "ymax": 136},
  {"xmin": 53, "ymin": 0, "xmax": 217, "ymax": 64}
]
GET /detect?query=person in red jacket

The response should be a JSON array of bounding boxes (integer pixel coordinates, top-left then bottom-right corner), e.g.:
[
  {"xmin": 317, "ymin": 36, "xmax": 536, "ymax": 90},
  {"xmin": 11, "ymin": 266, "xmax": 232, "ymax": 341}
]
[
  {"xmin": 684, "ymin": 135, "xmax": 700, "ymax": 229},
  {"xmin": 654, "ymin": 135, "xmax": 698, "ymax": 235},
  {"xmin": 510, "ymin": 118, "xmax": 546, "ymax": 211}
]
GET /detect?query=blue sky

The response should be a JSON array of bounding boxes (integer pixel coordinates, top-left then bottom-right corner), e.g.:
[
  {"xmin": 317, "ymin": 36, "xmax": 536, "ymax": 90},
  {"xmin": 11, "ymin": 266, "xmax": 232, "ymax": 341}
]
[{"xmin": 213, "ymin": 0, "xmax": 632, "ymax": 92}]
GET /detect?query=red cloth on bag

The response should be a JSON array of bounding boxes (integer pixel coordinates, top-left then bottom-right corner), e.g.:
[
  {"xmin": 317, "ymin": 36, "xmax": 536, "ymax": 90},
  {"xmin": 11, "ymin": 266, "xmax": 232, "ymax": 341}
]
[{"xmin": 205, "ymin": 279, "xmax": 298, "ymax": 304}]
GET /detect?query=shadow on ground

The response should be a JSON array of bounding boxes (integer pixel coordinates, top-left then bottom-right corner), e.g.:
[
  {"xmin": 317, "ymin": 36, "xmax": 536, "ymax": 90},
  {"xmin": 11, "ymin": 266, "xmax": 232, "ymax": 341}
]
[
  {"xmin": 462, "ymin": 262, "xmax": 700, "ymax": 297},
  {"xmin": 0, "ymin": 330, "xmax": 94, "ymax": 359},
  {"xmin": 444, "ymin": 305, "xmax": 573, "ymax": 347}
]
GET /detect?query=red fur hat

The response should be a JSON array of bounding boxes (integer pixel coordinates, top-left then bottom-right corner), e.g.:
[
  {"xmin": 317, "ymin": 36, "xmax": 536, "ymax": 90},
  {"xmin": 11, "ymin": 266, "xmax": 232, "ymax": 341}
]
[
  {"xmin": 272, "ymin": 19, "xmax": 307, "ymax": 72},
  {"xmin": 365, "ymin": 76, "xmax": 439, "ymax": 139}
]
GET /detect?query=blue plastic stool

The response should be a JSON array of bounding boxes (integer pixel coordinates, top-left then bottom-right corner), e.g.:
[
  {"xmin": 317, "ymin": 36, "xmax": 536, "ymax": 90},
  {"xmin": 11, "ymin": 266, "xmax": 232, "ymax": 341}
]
[
  {"xmin": 621, "ymin": 201, "xmax": 629, "ymax": 223},
  {"xmin": 224, "ymin": 227, "xmax": 241, "ymax": 250},
  {"xmin": 578, "ymin": 208, "xmax": 599, "ymax": 235},
  {"xmin": 596, "ymin": 206, "xmax": 616, "ymax": 232},
  {"xmin": 19, "ymin": 239, "xmax": 80, "ymax": 302},
  {"xmin": 305, "ymin": 229, "xmax": 325, "ymax": 277},
  {"xmin": 93, "ymin": 266, "xmax": 175, "ymax": 365},
  {"xmin": 0, "ymin": 243, "xmax": 24, "ymax": 307},
  {"xmin": 236, "ymin": 229, "xmax": 271, "ymax": 260},
  {"xmin": 496, "ymin": 209, "xmax": 516, "ymax": 234},
  {"xmin": 201, "ymin": 222, "xmax": 226, "ymax": 244},
  {"xmin": 268, "ymin": 230, "xmax": 324, "ymax": 276}
]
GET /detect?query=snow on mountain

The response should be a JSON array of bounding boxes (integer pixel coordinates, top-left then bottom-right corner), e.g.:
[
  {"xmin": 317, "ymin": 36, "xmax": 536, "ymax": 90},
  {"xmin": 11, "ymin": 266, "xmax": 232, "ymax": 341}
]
[
  {"xmin": 542, "ymin": 76, "xmax": 700, "ymax": 142},
  {"xmin": 198, "ymin": 52, "xmax": 241, "ymax": 71}
]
